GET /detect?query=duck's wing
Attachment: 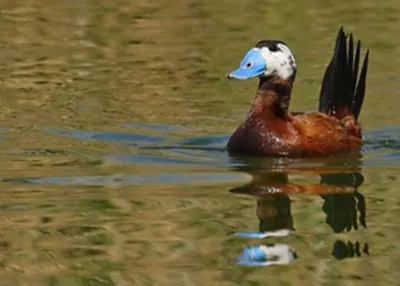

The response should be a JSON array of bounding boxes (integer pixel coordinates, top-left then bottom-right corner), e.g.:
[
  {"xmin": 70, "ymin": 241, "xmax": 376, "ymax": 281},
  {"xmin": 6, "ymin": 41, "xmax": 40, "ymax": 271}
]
[{"xmin": 290, "ymin": 112, "xmax": 362, "ymax": 155}]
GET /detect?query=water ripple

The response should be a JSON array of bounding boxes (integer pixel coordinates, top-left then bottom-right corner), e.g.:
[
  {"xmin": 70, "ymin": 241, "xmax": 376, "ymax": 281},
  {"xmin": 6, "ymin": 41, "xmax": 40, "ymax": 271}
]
[
  {"xmin": 5, "ymin": 172, "xmax": 249, "ymax": 187},
  {"xmin": 45, "ymin": 128, "xmax": 167, "ymax": 145},
  {"xmin": 13, "ymin": 124, "xmax": 396, "ymax": 187}
]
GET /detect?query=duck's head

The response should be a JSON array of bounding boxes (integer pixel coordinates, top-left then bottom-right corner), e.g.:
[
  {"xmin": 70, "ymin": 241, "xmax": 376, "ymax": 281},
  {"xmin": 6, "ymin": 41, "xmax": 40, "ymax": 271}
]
[{"xmin": 227, "ymin": 40, "xmax": 297, "ymax": 81}]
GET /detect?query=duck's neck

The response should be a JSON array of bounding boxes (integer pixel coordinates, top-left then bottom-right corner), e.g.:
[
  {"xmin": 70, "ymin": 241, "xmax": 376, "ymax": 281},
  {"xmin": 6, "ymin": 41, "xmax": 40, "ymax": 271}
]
[{"xmin": 251, "ymin": 75, "xmax": 295, "ymax": 119}]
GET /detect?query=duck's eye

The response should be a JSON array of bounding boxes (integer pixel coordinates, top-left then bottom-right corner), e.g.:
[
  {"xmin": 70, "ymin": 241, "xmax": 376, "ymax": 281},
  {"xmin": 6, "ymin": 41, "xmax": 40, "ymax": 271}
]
[
  {"xmin": 246, "ymin": 62, "xmax": 253, "ymax": 68},
  {"xmin": 269, "ymin": 45, "xmax": 279, "ymax": 52}
]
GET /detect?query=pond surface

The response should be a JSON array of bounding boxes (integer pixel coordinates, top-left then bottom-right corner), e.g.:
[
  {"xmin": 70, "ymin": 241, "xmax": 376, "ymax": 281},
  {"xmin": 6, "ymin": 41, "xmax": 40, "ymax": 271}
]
[{"xmin": 0, "ymin": 0, "xmax": 400, "ymax": 285}]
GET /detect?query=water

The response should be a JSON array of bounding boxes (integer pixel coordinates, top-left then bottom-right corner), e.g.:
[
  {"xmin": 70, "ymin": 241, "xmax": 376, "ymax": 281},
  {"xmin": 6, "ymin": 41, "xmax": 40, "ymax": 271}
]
[
  {"xmin": 0, "ymin": 0, "xmax": 400, "ymax": 285},
  {"xmin": 1, "ymin": 124, "xmax": 400, "ymax": 284}
]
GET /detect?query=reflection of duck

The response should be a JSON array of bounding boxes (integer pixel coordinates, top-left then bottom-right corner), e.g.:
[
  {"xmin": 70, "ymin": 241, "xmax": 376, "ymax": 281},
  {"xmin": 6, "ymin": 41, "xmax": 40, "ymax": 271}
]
[
  {"xmin": 229, "ymin": 155, "xmax": 363, "ymax": 196},
  {"xmin": 229, "ymin": 155, "xmax": 368, "ymax": 260},
  {"xmin": 230, "ymin": 171, "xmax": 366, "ymax": 235},
  {"xmin": 226, "ymin": 27, "xmax": 370, "ymax": 156}
]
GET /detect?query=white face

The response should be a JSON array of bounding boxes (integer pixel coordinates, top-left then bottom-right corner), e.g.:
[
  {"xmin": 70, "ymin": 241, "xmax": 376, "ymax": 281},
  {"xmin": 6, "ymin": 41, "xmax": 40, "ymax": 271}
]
[{"xmin": 259, "ymin": 43, "xmax": 297, "ymax": 79}]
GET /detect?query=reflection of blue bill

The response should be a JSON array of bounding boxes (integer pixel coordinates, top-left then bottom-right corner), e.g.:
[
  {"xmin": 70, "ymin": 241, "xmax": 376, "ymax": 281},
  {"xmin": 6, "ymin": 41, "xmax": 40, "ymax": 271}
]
[
  {"xmin": 237, "ymin": 246, "xmax": 267, "ymax": 265},
  {"xmin": 234, "ymin": 229, "xmax": 293, "ymax": 239},
  {"xmin": 236, "ymin": 244, "xmax": 297, "ymax": 266}
]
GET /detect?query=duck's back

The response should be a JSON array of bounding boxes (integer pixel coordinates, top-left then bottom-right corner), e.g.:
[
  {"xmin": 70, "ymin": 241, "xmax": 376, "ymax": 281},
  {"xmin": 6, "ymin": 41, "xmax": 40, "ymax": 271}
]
[{"xmin": 290, "ymin": 112, "xmax": 362, "ymax": 156}]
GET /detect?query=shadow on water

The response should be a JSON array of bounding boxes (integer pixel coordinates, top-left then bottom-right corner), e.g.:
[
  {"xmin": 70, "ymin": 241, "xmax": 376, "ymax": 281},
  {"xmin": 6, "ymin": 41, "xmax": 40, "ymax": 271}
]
[{"xmin": 229, "ymin": 154, "xmax": 369, "ymax": 266}]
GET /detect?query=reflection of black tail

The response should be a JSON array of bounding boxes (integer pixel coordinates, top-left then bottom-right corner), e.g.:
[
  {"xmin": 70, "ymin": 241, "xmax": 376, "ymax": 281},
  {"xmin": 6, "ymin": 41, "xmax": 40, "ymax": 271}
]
[
  {"xmin": 320, "ymin": 172, "xmax": 366, "ymax": 232},
  {"xmin": 332, "ymin": 240, "xmax": 369, "ymax": 260},
  {"xmin": 319, "ymin": 27, "xmax": 369, "ymax": 119}
]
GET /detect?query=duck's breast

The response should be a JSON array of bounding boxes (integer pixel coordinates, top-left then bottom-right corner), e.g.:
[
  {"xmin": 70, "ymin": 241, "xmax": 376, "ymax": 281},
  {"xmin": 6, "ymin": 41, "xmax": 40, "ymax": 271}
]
[{"xmin": 227, "ymin": 117, "xmax": 299, "ymax": 156}]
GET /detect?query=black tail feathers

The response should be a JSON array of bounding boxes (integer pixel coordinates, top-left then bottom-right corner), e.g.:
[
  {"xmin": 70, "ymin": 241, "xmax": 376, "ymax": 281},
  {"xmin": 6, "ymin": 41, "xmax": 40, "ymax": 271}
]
[{"xmin": 318, "ymin": 27, "xmax": 369, "ymax": 120}]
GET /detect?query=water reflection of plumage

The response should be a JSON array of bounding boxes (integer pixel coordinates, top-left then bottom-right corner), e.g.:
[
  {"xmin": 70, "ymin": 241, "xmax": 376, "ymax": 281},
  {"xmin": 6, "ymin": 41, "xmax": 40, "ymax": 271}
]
[
  {"xmin": 229, "ymin": 156, "xmax": 369, "ymax": 260},
  {"xmin": 256, "ymin": 194, "xmax": 293, "ymax": 233},
  {"xmin": 229, "ymin": 172, "xmax": 295, "ymax": 234}
]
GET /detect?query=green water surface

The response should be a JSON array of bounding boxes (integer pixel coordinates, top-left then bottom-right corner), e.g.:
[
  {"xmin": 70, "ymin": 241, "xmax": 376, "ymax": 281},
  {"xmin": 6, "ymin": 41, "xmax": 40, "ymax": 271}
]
[{"xmin": 0, "ymin": 0, "xmax": 399, "ymax": 285}]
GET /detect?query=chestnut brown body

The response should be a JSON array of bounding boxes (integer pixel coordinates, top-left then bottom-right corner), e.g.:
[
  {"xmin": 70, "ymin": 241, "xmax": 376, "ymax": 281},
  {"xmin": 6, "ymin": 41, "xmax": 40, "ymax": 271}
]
[{"xmin": 227, "ymin": 76, "xmax": 363, "ymax": 157}]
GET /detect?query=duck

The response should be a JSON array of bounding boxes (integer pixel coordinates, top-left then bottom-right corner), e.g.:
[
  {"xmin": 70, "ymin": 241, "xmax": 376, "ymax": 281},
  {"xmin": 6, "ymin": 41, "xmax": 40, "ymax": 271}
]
[{"xmin": 226, "ymin": 27, "xmax": 369, "ymax": 157}]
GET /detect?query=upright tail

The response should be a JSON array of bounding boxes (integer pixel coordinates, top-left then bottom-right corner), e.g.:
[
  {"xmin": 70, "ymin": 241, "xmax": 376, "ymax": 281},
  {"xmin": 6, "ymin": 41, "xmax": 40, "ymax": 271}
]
[{"xmin": 318, "ymin": 27, "xmax": 369, "ymax": 120}]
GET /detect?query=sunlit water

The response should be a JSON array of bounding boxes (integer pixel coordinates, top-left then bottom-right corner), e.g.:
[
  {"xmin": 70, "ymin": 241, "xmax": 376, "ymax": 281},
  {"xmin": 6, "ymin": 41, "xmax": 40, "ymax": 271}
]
[{"xmin": 1, "ymin": 0, "xmax": 400, "ymax": 285}]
